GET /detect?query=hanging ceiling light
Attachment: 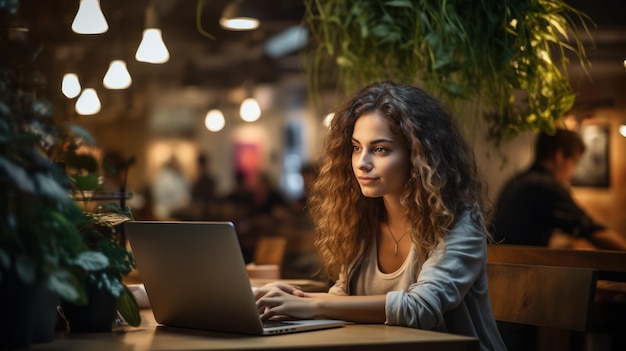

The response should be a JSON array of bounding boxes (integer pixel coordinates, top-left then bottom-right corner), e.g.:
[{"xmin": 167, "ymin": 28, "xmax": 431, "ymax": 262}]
[
  {"xmin": 61, "ymin": 73, "xmax": 81, "ymax": 98},
  {"xmin": 75, "ymin": 88, "xmax": 101, "ymax": 115},
  {"xmin": 135, "ymin": 3, "xmax": 169, "ymax": 64},
  {"xmin": 220, "ymin": 0, "xmax": 259, "ymax": 31},
  {"xmin": 239, "ymin": 97, "xmax": 261, "ymax": 122},
  {"xmin": 205, "ymin": 109, "xmax": 225, "ymax": 132},
  {"xmin": 71, "ymin": 0, "xmax": 109, "ymax": 34},
  {"xmin": 619, "ymin": 123, "xmax": 626, "ymax": 138},
  {"xmin": 103, "ymin": 60, "xmax": 132, "ymax": 89}
]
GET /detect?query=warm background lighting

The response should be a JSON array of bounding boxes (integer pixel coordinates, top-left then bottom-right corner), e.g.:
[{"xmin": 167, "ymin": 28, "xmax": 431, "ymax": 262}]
[
  {"xmin": 135, "ymin": 4, "xmax": 169, "ymax": 64},
  {"xmin": 71, "ymin": 0, "xmax": 108, "ymax": 34},
  {"xmin": 323, "ymin": 113, "xmax": 334, "ymax": 128},
  {"xmin": 61, "ymin": 73, "xmax": 81, "ymax": 98},
  {"xmin": 219, "ymin": 0, "xmax": 259, "ymax": 31},
  {"xmin": 75, "ymin": 88, "xmax": 101, "ymax": 115},
  {"xmin": 239, "ymin": 98, "xmax": 261, "ymax": 122},
  {"xmin": 103, "ymin": 60, "xmax": 132, "ymax": 89},
  {"xmin": 205, "ymin": 109, "xmax": 225, "ymax": 132},
  {"xmin": 135, "ymin": 29, "xmax": 169, "ymax": 64},
  {"xmin": 619, "ymin": 123, "xmax": 626, "ymax": 137}
]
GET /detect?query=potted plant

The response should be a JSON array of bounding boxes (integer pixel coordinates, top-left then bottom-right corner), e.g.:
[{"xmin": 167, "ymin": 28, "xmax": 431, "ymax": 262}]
[
  {"xmin": 59, "ymin": 203, "xmax": 141, "ymax": 332},
  {"xmin": 54, "ymin": 127, "xmax": 141, "ymax": 331},
  {"xmin": 0, "ymin": 8, "xmax": 110, "ymax": 348}
]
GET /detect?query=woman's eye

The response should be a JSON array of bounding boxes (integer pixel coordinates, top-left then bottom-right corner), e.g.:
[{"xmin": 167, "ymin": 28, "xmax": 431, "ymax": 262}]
[
  {"xmin": 352, "ymin": 145, "xmax": 361, "ymax": 152},
  {"xmin": 374, "ymin": 147, "xmax": 388, "ymax": 154}
]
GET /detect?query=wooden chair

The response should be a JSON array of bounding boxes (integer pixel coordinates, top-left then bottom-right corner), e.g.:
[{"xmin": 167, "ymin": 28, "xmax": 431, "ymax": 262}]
[
  {"xmin": 487, "ymin": 244, "xmax": 626, "ymax": 281},
  {"xmin": 246, "ymin": 236, "xmax": 287, "ymax": 280},
  {"xmin": 253, "ymin": 236, "xmax": 287, "ymax": 266},
  {"xmin": 487, "ymin": 262, "xmax": 597, "ymax": 331},
  {"xmin": 488, "ymin": 245, "xmax": 626, "ymax": 350}
]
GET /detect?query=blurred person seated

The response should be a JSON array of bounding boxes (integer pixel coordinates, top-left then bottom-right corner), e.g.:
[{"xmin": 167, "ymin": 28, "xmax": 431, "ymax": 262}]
[
  {"xmin": 493, "ymin": 129, "xmax": 626, "ymax": 251},
  {"xmin": 152, "ymin": 155, "xmax": 190, "ymax": 220},
  {"xmin": 188, "ymin": 153, "xmax": 217, "ymax": 220},
  {"xmin": 220, "ymin": 170, "xmax": 254, "ymax": 221},
  {"xmin": 249, "ymin": 172, "xmax": 290, "ymax": 221}
]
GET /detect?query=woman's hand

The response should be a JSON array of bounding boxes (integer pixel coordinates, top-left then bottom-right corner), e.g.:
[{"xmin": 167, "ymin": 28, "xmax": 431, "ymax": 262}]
[
  {"xmin": 255, "ymin": 282, "xmax": 318, "ymax": 320},
  {"xmin": 253, "ymin": 281, "xmax": 305, "ymax": 299}
]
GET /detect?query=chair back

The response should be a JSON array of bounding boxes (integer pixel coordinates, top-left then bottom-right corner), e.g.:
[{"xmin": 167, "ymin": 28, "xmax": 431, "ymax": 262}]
[
  {"xmin": 487, "ymin": 244, "xmax": 626, "ymax": 281},
  {"xmin": 253, "ymin": 236, "xmax": 287, "ymax": 266},
  {"xmin": 487, "ymin": 262, "xmax": 597, "ymax": 331}
]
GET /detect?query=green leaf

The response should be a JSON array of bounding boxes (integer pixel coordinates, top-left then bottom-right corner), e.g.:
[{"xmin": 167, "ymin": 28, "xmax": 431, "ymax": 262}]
[
  {"xmin": 15, "ymin": 254, "xmax": 37, "ymax": 284},
  {"xmin": 71, "ymin": 173, "xmax": 101, "ymax": 191},
  {"xmin": 0, "ymin": 249, "xmax": 10, "ymax": 269},
  {"xmin": 46, "ymin": 269, "xmax": 85, "ymax": 304},
  {"xmin": 0, "ymin": 118, "xmax": 9, "ymax": 143},
  {"xmin": 34, "ymin": 172, "xmax": 71, "ymax": 202},
  {"xmin": 117, "ymin": 286, "xmax": 141, "ymax": 327},
  {"xmin": 67, "ymin": 124, "xmax": 97, "ymax": 145},
  {"xmin": 371, "ymin": 24, "xmax": 390, "ymax": 38},
  {"xmin": 446, "ymin": 82, "xmax": 465, "ymax": 97},
  {"xmin": 65, "ymin": 151, "xmax": 99, "ymax": 173},
  {"xmin": 384, "ymin": 0, "xmax": 413, "ymax": 9},
  {"xmin": 73, "ymin": 251, "xmax": 109, "ymax": 271},
  {"xmin": 0, "ymin": 157, "xmax": 36, "ymax": 194}
]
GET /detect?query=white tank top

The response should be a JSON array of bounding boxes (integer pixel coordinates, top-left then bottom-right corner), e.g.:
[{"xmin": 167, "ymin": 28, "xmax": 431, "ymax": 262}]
[{"xmin": 350, "ymin": 240, "xmax": 415, "ymax": 295}]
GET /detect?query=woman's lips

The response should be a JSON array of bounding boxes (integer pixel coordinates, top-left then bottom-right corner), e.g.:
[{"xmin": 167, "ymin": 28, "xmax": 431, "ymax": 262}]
[{"xmin": 358, "ymin": 176, "xmax": 378, "ymax": 185}]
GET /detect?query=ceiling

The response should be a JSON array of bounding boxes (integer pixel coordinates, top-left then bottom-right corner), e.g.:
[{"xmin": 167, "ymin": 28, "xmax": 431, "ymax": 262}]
[
  {"xmin": 8, "ymin": 0, "xmax": 307, "ymax": 99},
  {"xmin": 3, "ymin": 0, "xmax": 625, "ymax": 112}
]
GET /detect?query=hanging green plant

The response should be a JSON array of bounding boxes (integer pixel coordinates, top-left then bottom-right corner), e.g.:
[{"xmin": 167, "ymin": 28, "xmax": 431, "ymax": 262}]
[{"xmin": 304, "ymin": 0, "xmax": 592, "ymax": 146}]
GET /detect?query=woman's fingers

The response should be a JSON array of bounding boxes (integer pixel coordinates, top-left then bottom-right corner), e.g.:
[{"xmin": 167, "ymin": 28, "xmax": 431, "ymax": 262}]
[{"xmin": 255, "ymin": 282, "xmax": 306, "ymax": 299}]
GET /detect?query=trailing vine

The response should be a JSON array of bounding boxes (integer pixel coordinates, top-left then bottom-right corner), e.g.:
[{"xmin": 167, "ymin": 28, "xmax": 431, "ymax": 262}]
[{"xmin": 304, "ymin": 0, "xmax": 593, "ymax": 146}]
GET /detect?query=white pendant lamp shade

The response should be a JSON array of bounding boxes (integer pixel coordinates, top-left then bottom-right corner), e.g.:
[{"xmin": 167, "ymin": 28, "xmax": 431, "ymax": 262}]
[
  {"xmin": 61, "ymin": 73, "xmax": 81, "ymax": 98},
  {"xmin": 103, "ymin": 60, "xmax": 132, "ymax": 89},
  {"xmin": 205, "ymin": 109, "xmax": 225, "ymax": 132},
  {"xmin": 71, "ymin": 0, "xmax": 109, "ymax": 34},
  {"xmin": 75, "ymin": 88, "xmax": 101, "ymax": 115},
  {"xmin": 220, "ymin": 17, "xmax": 259, "ymax": 31},
  {"xmin": 220, "ymin": 0, "xmax": 259, "ymax": 31},
  {"xmin": 619, "ymin": 123, "xmax": 626, "ymax": 138},
  {"xmin": 135, "ymin": 28, "xmax": 170, "ymax": 64},
  {"xmin": 239, "ymin": 97, "xmax": 261, "ymax": 122},
  {"xmin": 135, "ymin": 5, "xmax": 169, "ymax": 64}
]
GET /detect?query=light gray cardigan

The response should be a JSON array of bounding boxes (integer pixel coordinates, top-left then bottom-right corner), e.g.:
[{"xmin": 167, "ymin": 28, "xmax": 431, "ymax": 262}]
[{"xmin": 328, "ymin": 211, "xmax": 507, "ymax": 351}]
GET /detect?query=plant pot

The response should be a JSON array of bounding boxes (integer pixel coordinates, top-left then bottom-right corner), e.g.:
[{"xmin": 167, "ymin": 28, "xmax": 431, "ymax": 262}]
[
  {"xmin": 0, "ymin": 269, "xmax": 59, "ymax": 350},
  {"xmin": 60, "ymin": 281, "xmax": 118, "ymax": 333}
]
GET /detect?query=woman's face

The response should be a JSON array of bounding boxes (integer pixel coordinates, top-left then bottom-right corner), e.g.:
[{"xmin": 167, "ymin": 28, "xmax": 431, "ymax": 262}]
[{"xmin": 351, "ymin": 112, "xmax": 410, "ymax": 199}]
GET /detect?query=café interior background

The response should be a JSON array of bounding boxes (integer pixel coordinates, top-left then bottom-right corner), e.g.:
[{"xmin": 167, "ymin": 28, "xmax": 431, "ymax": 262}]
[{"xmin": 7, "ymin": 0, "xmax": 626, "ymax": 236}]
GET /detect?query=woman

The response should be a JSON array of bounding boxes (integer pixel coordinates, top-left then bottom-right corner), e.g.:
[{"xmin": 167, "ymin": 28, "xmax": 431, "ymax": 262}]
[{"xmin": 255, "ymin": 82, "xmax": 506, "ymax": 350}]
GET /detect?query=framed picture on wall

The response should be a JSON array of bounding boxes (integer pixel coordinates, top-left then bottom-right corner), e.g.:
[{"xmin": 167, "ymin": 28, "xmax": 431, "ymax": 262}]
[{"xmin": 571, "ymin": 124, "xmax": 610, "ymax": 187}]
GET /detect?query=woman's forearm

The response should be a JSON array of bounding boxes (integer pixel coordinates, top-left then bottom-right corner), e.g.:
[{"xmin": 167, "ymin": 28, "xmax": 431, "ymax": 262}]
[
  {"xmin": 590, "ymin": 229, "xmax": 626, "ymax": 251},
  {"xmin": 305, "ymin": 293, "xmax": 387, "ymax": 323}
]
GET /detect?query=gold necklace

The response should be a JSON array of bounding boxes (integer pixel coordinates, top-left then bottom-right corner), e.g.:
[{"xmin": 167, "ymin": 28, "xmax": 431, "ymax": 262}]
[{"xmin": 386, "ymin": 223, "xmax": 408, "ymax": 256}]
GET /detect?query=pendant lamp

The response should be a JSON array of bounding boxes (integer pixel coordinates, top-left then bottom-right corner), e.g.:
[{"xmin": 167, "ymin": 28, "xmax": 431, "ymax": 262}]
[
  {"xmin": 71, "ymin": 0, "xmax": 108, "ymax": 34},
  {"xmin": 135, "ymin": 3, "xmax": 170, "ymax": 64}
]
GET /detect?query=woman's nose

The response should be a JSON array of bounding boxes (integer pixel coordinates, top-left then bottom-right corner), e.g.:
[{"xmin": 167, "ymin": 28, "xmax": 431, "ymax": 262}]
[{"xmin": 357, "ymin": 152, "xmax": 373, "ymax": 171}]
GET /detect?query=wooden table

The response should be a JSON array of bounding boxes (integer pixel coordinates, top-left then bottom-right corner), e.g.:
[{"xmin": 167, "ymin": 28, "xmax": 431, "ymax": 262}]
[{"xmin": 30, "ymin": 310, "xmax": 479, "ymax": 351}]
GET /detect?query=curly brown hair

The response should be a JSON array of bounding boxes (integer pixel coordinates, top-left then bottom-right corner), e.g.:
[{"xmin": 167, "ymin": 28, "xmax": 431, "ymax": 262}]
[{"xmin": 308, "ymin": 82, "xmax": 491, "ymax": 281}]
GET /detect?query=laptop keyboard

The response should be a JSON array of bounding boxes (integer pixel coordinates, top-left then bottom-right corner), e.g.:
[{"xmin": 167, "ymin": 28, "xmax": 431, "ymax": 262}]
[{"xmin": 263, "ymin": 320, "xmax": 296, "ymax": 328}]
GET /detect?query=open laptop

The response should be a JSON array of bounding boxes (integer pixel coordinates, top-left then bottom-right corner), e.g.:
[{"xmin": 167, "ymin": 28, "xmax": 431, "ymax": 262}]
[{"xmin": 124, "ymin": 220, "xmax": 344, "ymax": 335}]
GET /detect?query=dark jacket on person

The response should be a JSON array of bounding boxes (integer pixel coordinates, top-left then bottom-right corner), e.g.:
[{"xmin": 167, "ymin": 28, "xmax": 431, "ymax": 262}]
[{"xmin": 493, "ymin": 163, "xmax": 605, "ymax": 246}]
